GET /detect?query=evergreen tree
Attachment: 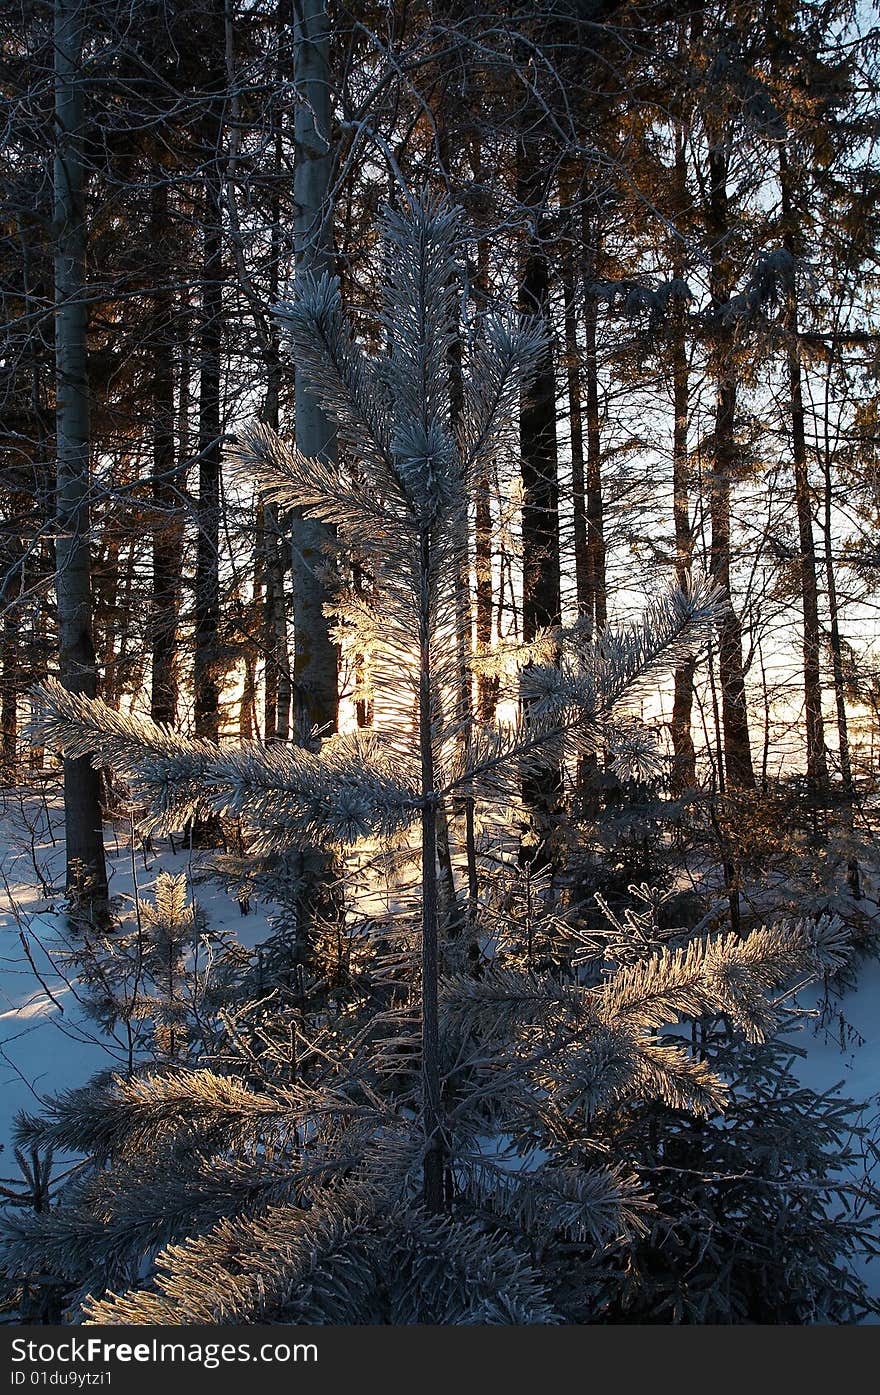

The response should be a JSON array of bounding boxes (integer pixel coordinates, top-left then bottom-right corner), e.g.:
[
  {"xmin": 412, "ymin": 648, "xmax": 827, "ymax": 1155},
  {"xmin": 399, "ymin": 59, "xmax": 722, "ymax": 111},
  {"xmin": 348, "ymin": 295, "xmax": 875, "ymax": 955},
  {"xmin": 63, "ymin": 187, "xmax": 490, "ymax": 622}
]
[{"xmin": 2, "ymin": 196, "xmax": 875, "ymax": 1325}]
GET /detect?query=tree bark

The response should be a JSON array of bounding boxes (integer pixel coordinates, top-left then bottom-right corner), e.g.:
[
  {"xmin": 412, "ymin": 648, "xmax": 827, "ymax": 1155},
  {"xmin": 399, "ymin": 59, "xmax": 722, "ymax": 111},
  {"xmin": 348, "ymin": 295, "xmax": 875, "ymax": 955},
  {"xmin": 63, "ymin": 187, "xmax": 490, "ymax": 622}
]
[
  {"xmin": 518, "ymin": 217, "xmax": 561, "ymax": 640},
  {"xmin": 670, "ymin": 297, "xmax": 696, "ymax": 787},
  {"xmin": 53, "ymin": 0, "xmax": 108, "ymax": 917},
  {"xmin": 190, "ymin": 13, "xmax": 226, "ymax": 841},
  {"xmin": 518, "ymin": 148, "xmax": 562, "ymax": 869},
  {"xmin": 418, "ymin": 525, "xmax": 444, "ymax": 1212},
  {"xmin": 583, "ymin": 233, "xmax": 606, "ymax": 631},
  {"xmin": 562, "ymin": 206, "xmax": 602, "ymax": 808},
  {"xmin": 149, "ymin": 180, "xmax": 183, "ymax": 727},
  {"xmin": 473, "ymin": 211, "xmax": 497, "ymax": 722},
  {"xmin": 779, "ymin": 141, "xmax": 828, "ymax": 793},
  {"xmin": 292, "ymin": 0, "xmax": 338, "ymax": 734},
  {"xmin": 706, "ymin": 144, "xmax": 755, "ymax": 790},
  {"xmin": 820, "ymin": 370, "xmax": 860, "ymax": 896},
  {"xmin": 670, "ymin": 131, "xmax": 696, "ymax": 788},
  {"xmin": 263, "ymin": 349, "xmax": 292, "ymax": 746},
  {"xmin": 193, "ymin": 181, "xmax": 223, "ymax": 744},
  {"xmin": 262, "ymin": 9, "xmax": 292, "ymax": 743},
  {"xmin": 1, "ymin": 546, "xmax": 22, "ymax": 774},
  {"xmin": 191, "ymin": 3, "xmax": 227, "ymax": 757},
  {"xmin": 563, "ymin": 254, "xmax": 590, "ymax": 619}
]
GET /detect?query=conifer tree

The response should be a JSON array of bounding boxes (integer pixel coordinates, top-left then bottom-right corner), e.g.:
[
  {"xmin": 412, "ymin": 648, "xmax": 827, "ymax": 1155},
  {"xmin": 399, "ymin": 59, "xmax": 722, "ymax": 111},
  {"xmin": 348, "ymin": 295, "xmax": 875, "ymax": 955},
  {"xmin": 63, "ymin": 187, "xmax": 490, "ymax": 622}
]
[{"xmin": 4, "ymin": 195, "xmax": 875, "ymax": 1325}]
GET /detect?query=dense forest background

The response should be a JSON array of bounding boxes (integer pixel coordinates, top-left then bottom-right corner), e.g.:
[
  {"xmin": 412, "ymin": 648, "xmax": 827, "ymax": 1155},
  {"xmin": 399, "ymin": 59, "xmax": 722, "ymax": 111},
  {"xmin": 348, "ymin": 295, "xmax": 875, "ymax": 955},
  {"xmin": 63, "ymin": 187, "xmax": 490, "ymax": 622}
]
[{"xmin": 0, "ymin": 0, "xmax": 879, "ymax": 1326}]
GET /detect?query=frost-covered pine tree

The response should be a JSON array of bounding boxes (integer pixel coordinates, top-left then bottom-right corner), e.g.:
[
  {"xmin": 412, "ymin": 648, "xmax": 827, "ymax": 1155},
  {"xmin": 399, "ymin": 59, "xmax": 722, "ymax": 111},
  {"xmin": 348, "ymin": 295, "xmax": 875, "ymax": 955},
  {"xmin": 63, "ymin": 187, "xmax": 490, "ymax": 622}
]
[{"xmin": 2, "ymin": 195, "xmax": 871, "ymax": 1325}]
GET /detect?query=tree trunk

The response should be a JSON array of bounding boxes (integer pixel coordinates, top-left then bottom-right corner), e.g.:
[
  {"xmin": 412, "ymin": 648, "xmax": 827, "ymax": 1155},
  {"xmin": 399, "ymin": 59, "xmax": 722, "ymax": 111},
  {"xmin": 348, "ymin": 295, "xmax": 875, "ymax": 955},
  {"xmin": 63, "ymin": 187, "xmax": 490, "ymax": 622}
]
[
  {"xmin": 518, "ymin": 220, "xmax": 561, "ymax": 639},
  {"xmin": 418, "ymin": 525, "xmax": 444, "ymax": 1212},
  {"xmin": 779, "ymin": 141, "xmax": 828, "ymax": 793},
  {"xmin": 292, "ymin": 0, "xmax": 338, "ymax": 735},
  {"xmin": 563, "ymin": 254, "xmax": 590, "ymax": 619},
  {"xmin": 149, "ymin": 180, "xmax": 183, "ymax": 727},
  {"xmin": 670, "ymin": 133, "xmax": 696, "ymax": 789},
  {"xmin": 262, "ymin": 505, "xmax": 291, "ymax": 742},
  {"xmin": 1, "ymin": 545, "xmax": 23, "ymax": 774},
  {"xmin": 192, "ymin": 169, "xmax": 223, "ymax": 744},
  {"xmin": 518, "ymin": 148, "xmax": 562, "ymax": 869},
  {"xmin": 820, "ymin": 383, "xmax": 860, "ymax": 896},
  {"xmin": 473, "ymin": 214, "xmax": 497, "ymax": 723},
  {"xmin": 583, "ymin": 234, "xmax": 606, "ymax": 631},
  {"xmin": 562, "ymin": 209, "xmax": 602, "ymax": 809},
  {"xmin": 670, "ymin": 300, "xmax": 696, "ymax": 787},
  {"xmin": 53, "ymin": 0, "xmax": 108, "ymax": 919},
  {"xmin": 706, "ymin": 145, "xmax": 755, "ymax": 790},
  {"xmin": 96, "ymin": 523, "xmax": 120, "ymax": 709},
  {"xmin": 262, "ymin": 23, "xmax": 292, "ymax": 744}
]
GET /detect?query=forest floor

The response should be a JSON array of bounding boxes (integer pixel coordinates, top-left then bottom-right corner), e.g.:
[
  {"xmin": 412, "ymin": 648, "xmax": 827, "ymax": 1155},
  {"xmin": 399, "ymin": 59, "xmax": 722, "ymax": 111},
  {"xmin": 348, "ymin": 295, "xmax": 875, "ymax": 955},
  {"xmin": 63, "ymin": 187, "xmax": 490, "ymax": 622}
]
[
  {"xmin": 0, "ymin": 789, "xmax": 273, "ymax": 1170},
  {"xmin": 1, "ymin": 786, "xmax": 878, "ymax": 1317}
]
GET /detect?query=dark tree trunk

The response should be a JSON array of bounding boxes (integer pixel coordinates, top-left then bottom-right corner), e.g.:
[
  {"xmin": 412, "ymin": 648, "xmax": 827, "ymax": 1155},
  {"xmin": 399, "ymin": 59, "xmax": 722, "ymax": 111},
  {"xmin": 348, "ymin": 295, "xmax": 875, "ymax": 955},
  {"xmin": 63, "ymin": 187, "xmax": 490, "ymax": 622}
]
[
  {"xmin": 519, "ymin": 236, "xmax": 561, "ymax": 641},
  {"xmin": 150, "ymin": 180, "xmax": 183, "ymax": 727},
  {"xmin": 563, "ymin": 255, "xmax": 590, "ymax": 619},
  {"xmin": 473, "ymin": 215, "xmax": 497, "ymax": 723},
  {"xmin": 706, "ymin": 145, "xmax": 755, "ymax": 790},
  {"xmin": 262, "ymin": 361, "xmax": 292, "ymax": 746},
  {"xmin": 1, "ymin": 547, "xmax": 22, "ymax": 774},
  {"xmin": 670, "ymin": 302, "xmax": 696, "ymax": 787},
  {"xmin": 562, "ymin": 204, "xmax": 602, "ymax": 808},
  {"xmin": 779, "ymin": 141, "xmax": 828, "ymax": 793},
  {"xmin": 583, "ymin": 235, "xmax": 606, "ymax": 631},
  {"xmin": 670, "ymin": 132, "xmax": 696, "ymax": 789},
  {"xmin": 292, "ymin": 0, "xmax": 338, "ymax": 734},
  {"xmin": 53, "ymin": 0, "xmax": 108, "ymax": 919},
  {"xmin": 193, "ymin": 195, "xmax": 223, "ymax": 743},
  {"xmin": 262, "ymin": 30, "xmax": 292, "ymax": 745},
  {"xmin": 820, "ymin": 385, "xmax": 860, "ymax": 896},
  {"xmin": 418, "ymin": 526, "xmax": 444, "ymax": 1213},
  {"xmin": 518, "ymin": 148, "xmax": 562, "ymax": 868}
]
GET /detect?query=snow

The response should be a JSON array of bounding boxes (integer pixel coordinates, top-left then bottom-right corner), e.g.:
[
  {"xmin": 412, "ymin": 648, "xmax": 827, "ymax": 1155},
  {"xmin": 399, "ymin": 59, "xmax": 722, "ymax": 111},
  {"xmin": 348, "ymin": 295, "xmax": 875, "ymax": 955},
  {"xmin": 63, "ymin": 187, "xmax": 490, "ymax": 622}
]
[
  {"xmin": 795, "ymin": 956, "xmax": 880, "ymax": 1105},
  {"xmin": 1, "ymin": 789, "xmax": 878, "ymax": 1317},
  {"xmin": 792, "ymin": 958, "xmax": 880, "ymax": 1318},
  {"xmin": 0, "ymin": 791, "xmax": 275, "ymax": 1174}
]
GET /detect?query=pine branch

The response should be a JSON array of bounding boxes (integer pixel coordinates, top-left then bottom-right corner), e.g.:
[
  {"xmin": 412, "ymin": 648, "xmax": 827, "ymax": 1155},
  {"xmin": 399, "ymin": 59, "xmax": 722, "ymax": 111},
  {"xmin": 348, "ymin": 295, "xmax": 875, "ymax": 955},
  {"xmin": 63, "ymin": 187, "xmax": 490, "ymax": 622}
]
[
  {"xmin": 14, "ymin": 1070, "xmax": 378, "ymax": 1163},
  {"xmin": 274, "ymin": 272, "xmax": 397, "ymax": 490},
  {"xmin": 33, "ymin": 679, "xmax": 217, "ymax": 831},
  {"xmin": 456, "ymin": 1154, "xmax": 651, "ymax": 1248},
  {"xmin": 232, "ymin": 421, "xmax": 413, "ymax": 548},
  {"xmin": 82, "ymin": 1184, "xmax": 384, "ymax": 1325}
]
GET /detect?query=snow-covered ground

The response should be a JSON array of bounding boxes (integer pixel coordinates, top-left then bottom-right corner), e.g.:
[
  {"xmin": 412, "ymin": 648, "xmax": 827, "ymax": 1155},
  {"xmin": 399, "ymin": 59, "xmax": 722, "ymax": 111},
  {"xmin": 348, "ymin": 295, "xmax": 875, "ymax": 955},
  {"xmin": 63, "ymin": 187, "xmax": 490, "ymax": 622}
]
[
  {"xmin": 791, "ymin": 958, "xmax": 880, "ymax": 1317},
  {"xmin": 0, "ymin": 789, "xmax": 274, "ymax": 1171},
  {"xmin": 1, "ymin": 787, "xmax": 878, "ymax": 1316}
]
